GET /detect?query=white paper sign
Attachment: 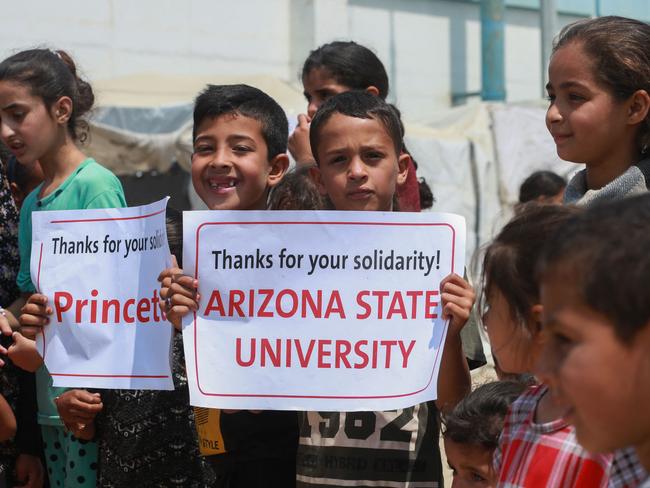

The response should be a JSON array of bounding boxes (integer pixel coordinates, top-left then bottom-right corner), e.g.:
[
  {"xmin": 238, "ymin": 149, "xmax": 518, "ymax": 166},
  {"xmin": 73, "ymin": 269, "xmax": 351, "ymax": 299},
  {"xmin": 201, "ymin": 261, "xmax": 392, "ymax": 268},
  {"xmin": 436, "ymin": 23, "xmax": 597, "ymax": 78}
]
[
  {"xmin": 31, "ymin": 198, "xmax": 174, "ymax": 390},
  {"xmin": 182, "ymin": 210, "xmax": 466, "ymax": 411}
]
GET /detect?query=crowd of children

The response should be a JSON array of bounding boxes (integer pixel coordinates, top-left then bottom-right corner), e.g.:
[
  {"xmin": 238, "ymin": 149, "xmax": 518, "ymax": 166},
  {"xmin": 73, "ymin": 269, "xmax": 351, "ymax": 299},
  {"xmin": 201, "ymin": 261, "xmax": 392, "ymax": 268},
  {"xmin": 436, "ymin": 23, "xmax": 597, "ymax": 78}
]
[{"xmin": 0, "ymin": 13, "xmax": 648, "ymax": 488}]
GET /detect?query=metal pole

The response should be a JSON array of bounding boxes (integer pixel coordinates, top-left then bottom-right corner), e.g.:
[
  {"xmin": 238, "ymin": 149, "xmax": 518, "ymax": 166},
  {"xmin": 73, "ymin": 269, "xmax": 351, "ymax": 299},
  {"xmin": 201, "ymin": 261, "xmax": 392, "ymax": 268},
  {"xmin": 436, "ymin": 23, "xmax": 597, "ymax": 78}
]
[
  {"xmin": 480, "ymin": 0, "xmax": 506, "ymax": 101},
  {"xmin": 540, "ymin": 0, "xmax": 558, "ymax": 97}
]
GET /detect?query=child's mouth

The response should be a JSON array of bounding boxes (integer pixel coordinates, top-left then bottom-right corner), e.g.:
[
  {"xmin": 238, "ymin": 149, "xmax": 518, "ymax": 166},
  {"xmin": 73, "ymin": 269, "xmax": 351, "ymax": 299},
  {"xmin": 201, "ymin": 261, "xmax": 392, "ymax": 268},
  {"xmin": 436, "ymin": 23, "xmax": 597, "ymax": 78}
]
[
  {"xmin": 8, "ymin": 140, "xmax": 25, "ymax": 156},
  {"xmin": 208, "ymin": 177, "xmax": 238, "ymax": 193},
  {"xmin": 346, "ymin": 188, "xmax": 373, "ymax": 200}
]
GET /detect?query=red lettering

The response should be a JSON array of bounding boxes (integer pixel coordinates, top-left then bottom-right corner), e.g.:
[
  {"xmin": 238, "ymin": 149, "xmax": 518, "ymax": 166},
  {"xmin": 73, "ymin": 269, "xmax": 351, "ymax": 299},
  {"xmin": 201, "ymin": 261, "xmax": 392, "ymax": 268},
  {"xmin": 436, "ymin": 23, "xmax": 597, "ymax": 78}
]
[
  {"xmin": 354, "ymin": 340, "xmax": 369, "ymax": 369},
  {"xmin": 54, "ymin": 291, "xmax": 72, "ymax": 322},
  {"xmin": 387, "ymin": 292, "xmax": 407, "ymax": 319},
  {"xmin": 380, "ymin": 340, "xmax": 397, "ymax": 367},
  {"xmin": 355, "ymin": 290, "xmax": 371, "ymax": 319},
  {"xmin": 372, "ymin": 291, "xmax": 389, "ymax": 318},
  {"xmin": 277, "ymin": 289, "xmax": 298, "ymax": 318},
  {"xmin": 399, "ymin": 340, "xmax": 416, "ymax": 367},
  {"xmin": 325, "ymin": 291, "xmax": 346, "ymax": 319},
  {"xmin": 258, "ymin": 289, "xmax": 274, "ymax": 318},
  {"xmin": 229, "ymin": 290, "xmax": 245, "ymax": 317},
  {"xmin": 90, "ymin": 289, "xmax": 99, "ymax": 323},
  {"xmin": 317, "ymin": 340, "xmax": 332, "ymax": 368},
  {"xmin": 425, "ymin": 290, "xmax": 439, "ymax": 319},
  {"xmin": 335, "ymin": 340, "xmax": 352, "ymax": 368},
  {"xmin": 75, "ymin": 299, "xmax": 88, "ymax": 323},
  {"xmin": 123, "ymin": 299, "xmax": 135, "ymax": 323},
  {"xmin": 301, "ymin": 290, "xmax": 322, "ymax": 318},
  {"xmin": 260, "ymin": 338, "xmax": 281, "ymax": 367},
  {"xmin": 102, "ymin": 300, "xmax": 120, "ymax": 323},
  {"xmin": 235, "ymin": 338, "xmax": 255, "ymax": 366},
  {"xmin": 137, "ymin": 298, "xmax": 151, "ymax": 323},
  {"xmin": 152, "ymin": 289, "xmax": 161, "ymax": 321},
  {"xmin": 295, "ymin": 339, "xmax": 316, "ymax": 367},
  {"xmin": 204, "ymin": 290, "xmax": 225, "ymax": 316},
  {"xmin": 406, "ymin": 291, "xmax": 423, "ymax": 318},
  {"xmin": 285, "ymin": 338, "xmax": 292, "ymax": 367}
]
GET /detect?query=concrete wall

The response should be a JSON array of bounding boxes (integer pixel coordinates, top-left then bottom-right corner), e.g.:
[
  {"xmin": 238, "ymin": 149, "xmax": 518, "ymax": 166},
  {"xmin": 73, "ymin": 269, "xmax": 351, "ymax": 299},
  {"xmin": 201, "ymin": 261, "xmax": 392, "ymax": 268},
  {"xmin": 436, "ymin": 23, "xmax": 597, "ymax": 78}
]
[{"xmin": 0, "ymin": 0, "xmax": 589, "ymax": 121}]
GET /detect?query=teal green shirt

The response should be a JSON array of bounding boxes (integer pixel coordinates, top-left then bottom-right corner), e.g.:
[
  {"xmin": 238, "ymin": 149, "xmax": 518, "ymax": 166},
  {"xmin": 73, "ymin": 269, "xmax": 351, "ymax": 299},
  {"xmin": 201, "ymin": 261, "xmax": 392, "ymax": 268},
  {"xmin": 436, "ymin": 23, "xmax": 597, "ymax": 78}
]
[{"xmin": 17, "ymin": 158, "xmax": 126, "ymax": 426}]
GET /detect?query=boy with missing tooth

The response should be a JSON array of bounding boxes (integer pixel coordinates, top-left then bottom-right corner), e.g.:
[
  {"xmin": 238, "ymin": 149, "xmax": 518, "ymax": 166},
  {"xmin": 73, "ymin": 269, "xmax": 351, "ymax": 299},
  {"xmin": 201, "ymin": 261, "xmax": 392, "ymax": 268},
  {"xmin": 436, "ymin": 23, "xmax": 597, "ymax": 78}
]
[{"xmin": 159, "ymin": 84, "xmax": 298, "ymax": 487}]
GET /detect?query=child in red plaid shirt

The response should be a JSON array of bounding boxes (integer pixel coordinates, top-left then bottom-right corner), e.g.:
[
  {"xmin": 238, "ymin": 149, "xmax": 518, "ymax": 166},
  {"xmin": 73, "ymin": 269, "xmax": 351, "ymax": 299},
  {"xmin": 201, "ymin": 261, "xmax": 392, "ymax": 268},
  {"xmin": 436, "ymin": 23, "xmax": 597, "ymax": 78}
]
[{"xmin": 481, "ymin": 204, "xmax": 612, "ymax": 487}]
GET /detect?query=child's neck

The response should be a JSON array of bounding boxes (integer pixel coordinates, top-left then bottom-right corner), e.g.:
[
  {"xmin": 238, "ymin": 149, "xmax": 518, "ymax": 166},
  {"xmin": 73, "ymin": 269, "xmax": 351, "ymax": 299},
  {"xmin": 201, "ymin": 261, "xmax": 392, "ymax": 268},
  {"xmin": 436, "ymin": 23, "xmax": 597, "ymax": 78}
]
[
  {"xmin": 585, "ymin": 148, "xmax": 641, "ymax": 190},
  {"xmin": 38, "ymin": 138, "xmax": 87, "ymax": 199},
  {"xmin": 534, "ymin": 385, "xmax": 569, "ymax": 424}
]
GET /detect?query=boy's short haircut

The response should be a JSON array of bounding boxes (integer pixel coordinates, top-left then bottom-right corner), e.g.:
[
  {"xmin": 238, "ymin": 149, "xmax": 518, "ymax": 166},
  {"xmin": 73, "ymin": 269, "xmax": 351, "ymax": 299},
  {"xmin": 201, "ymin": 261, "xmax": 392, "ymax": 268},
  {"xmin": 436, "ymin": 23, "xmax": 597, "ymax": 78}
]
[
  {"xmin": 193, "ymin": 84, "xmax": 288, "ymax": 160},
  {"xmin": 442, "ymin": 381, "xmax": 526, "ymax": 450},
  {"xmin": 309, "ymin": 91, "xmax": 403, "ymax": 162},
  {"xmin": 538, "ymin": 193, "xmax": 650, "ymax": 342}
]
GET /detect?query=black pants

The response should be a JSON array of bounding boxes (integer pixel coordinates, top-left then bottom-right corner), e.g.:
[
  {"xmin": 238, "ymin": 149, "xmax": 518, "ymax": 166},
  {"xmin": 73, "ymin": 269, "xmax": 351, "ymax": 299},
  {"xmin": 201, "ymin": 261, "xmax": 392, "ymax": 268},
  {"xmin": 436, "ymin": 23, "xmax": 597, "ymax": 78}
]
[{"xmin": 212, "ymin": 456, "xmax": 296, "ymax": 488}]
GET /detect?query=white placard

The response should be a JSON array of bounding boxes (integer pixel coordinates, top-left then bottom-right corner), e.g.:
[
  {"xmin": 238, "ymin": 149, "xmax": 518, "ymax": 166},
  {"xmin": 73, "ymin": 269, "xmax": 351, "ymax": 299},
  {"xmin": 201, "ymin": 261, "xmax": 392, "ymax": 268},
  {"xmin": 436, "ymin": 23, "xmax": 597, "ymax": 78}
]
[
  {"xmin": 182, "ymin": 210, "xmax": 466, "ymax": 411},
  {"xmin": 31, "ymin": 198, "xmax": 174, "ymax": 390}
]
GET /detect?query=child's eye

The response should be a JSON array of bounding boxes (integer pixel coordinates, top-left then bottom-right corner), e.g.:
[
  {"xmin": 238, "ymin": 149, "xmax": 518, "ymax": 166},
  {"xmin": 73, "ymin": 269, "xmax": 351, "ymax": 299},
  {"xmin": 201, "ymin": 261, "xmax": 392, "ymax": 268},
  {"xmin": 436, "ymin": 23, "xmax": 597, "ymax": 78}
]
[
  {"xmin": 194, "ymin": 145, "xmax": 213, "ymax": 154},
  {"xmin": 328, "ymin": 155, "xmax": 347, "ymax": 165},
  {"xmin": 546, "ymin": 94, "xmax": 555, "ymax": 103},
  {"xmin": 233, "ymin": 145, "xmax": 252, "ymax": 153},
  {"xmin": 569, "ymin": 93, "xmax": 585, "ymax": 102},
  {"xmin": 364, "ymin": 151, "xmax": 385, "ymax": 162},
  {"xmin": 470, "ymin": 472, "xmax": 487, "ymax": 482}
]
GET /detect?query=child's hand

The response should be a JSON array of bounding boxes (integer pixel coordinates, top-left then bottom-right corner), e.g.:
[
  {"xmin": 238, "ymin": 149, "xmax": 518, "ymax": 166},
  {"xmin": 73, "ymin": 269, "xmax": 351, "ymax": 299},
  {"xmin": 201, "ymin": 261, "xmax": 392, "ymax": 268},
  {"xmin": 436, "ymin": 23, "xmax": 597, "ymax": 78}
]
[
  {"xmin": 18, "ymin": 294, "xmax": 51, "ymax": 339},
  {"xmin": 0, "ymin": 311, "xmax": 12, "ymax": 337},
  {"xmin": 14, "ymin": 453, "xmax": 44, "ymax": 488},
  {"xmin": 158, "ymin": 260, "xmax": 199, "ymax": 331},
  {"xmin": 8, "ymin": 333, "xmax": 43, "ymax": 372},
  {"xmin": 440, "ymin": 273, "xmax": 475, "ymax": 336},
  {"xmin": 64, "ymin": 419, "xmax": 95, "ymax": 441},
  {"xmin": 288, "ymin": 114, "xmax": 315, "ymax": 166},
  {"xmin": 54, "ymin": 389, "xmax": 102, "ymax": 429}
]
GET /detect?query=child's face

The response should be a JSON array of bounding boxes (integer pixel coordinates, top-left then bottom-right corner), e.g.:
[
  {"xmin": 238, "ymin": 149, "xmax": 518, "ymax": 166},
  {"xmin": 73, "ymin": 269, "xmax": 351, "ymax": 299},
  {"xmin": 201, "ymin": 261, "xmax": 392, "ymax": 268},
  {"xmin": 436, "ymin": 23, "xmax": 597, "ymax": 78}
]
[
  {"xmin": 191, "ymin": 113, "xmax": 287, "ymax": 211},
  {"xmin": 537, "ymin": 274, "xmax": 650, "ymax": 454},
  {"xmin": 482, "ymin": 287, "xmax": 539, "ymax": 375},
  {"xmin": 303, "ymin": 68, "xmax": 350, "ymax": 119},
  {"xmin": 312, "ymin": 113, "xmax": 408, "ymax": 212},
  {"xmin": 0, "ymin": 81, "xmax": 60, "ymax": 165},
  {"xmin": 444, "ymin": 438, "xmax": 496, "ymax": 488},
  {"xmin": 545, "ymin": 41, "xmax": 633, "ymax": 167}
]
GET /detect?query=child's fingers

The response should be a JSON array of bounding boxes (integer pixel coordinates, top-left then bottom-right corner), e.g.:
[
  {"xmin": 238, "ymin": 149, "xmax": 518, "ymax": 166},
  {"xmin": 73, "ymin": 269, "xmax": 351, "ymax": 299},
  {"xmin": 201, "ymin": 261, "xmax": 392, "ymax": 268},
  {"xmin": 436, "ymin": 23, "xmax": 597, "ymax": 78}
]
[
  {"xmin": 169, "ymin": 282, "xmax": 198, "ymax": 302},
  {"xmin": 17, "ymin": 326, "xmax": 42, "ymax": 340},
  {"xmin": 441, "ymin": 293, "xmax": 474, "ymax": 313},
  {"xmin": 157, "ymin": 266, "xmax": 183, "ymax": 283},
  {"xmin": 172, "ymin": 274, "xmax": 198, "ymax": 290},
  {"xmin": 297, "ymin": 113, "xmax": 310, "ymax": 128},
  {"xmin": 443, "ymin": 302, "xmax": 471, "ymax": 323},
  {"xmin": 0, "ymin": 315, "xmax": 12, "ymax": 336}
]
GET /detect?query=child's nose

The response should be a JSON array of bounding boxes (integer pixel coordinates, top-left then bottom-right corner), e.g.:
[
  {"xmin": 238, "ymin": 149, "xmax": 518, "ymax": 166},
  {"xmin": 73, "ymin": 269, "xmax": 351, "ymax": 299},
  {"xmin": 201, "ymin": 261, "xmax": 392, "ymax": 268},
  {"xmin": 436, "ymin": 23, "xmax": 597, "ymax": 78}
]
[
  {"xmin": 546, "ymin": 103, "xmax": 563, "ymax": 125},
  {"xmin": 347, "ymin": 157, "xmax": 367, "ymax": 179},
  {"xmin": 0, "ymin": 121, "xmax": 15, "ymax": 142},
  {"xmin": 307, "ymin": 100, "xmax": 319, "ymax": 119}
]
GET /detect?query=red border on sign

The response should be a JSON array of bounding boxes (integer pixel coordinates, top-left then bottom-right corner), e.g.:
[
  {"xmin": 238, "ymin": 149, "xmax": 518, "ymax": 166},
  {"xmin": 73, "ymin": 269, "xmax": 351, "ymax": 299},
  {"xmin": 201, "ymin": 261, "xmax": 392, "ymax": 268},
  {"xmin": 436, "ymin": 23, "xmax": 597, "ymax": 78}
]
[
  {"xmin": 193, "ymin": 220, "xmax": 456, "ymax": 399},
  {"xmin": 36, "ymin": 208, "xmax": 170, "ymax": 380}
]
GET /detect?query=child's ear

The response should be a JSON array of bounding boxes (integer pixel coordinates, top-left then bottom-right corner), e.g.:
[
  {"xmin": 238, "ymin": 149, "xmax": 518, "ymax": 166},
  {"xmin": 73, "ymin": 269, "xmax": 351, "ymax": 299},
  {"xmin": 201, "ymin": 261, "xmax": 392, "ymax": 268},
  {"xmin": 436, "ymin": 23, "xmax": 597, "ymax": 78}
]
[
  {"xmin": 627, "ymin": 89, "xmax": 650, "ymax": 125},
  {"xmin": 365, "ymin": 85, "xmax": 380, "ymax": 97},
  {"xmin": 266, "ymin": 154, "xmax": 290, "ymax": 188},
  {"xmin": 396, "ymin": 152, "xmax": 410, "ymax": 186},
  {"xmin": 52, "ymin": 96, "xmax": 73, "ymax": 124},
  {"xmin": 309, "ymin": 165, "xmax": 329, "ymax": 196}
]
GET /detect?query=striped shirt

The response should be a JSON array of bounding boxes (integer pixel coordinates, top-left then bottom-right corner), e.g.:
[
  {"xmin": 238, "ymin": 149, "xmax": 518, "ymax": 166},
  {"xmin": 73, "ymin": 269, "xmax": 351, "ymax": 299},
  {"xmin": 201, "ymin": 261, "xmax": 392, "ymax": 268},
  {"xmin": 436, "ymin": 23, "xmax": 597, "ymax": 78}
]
[{"xmin": 494, "ymin": 384, "xmax": 611, "ymax": 487}]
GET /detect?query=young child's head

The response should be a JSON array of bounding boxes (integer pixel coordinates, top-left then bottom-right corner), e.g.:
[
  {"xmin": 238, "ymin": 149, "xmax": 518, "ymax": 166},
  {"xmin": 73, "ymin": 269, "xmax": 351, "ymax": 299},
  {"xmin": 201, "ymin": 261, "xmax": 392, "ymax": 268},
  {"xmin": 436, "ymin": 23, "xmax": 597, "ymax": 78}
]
[
  {"xmin": 6, "ymin": 155, "xmax": 44, "ymax": 209},
  {"xmin": 165, "ymin": 206, "xmax": 183, "ymax": 268},
  {"xmin": 301, "ymin": 41, "xmax": 388, "ymax": 118},
  {"xmin": 0, "ymin": 49, "xmax": 94, "ymax": 164},
  {"xmin": 191, "ymin": 84, "xmax": 289, "ymax": 210},
  {"xmin": 546, "ymin": 16, "xmax": 650, "ymax": 172},
  {"xmin": 443, "ymin": 381, "xmax": 527, "ymax": 488},
  {"xmin": 309, "ymin": 91, "xmax": 408, "ymax": 212},
  {"xmin": 481, "ymin": 203, "xmax": 581, "ymax": 374},
  {"xmin": 518, "ymin": 170, "xmax": 566, "ymax": 205},
  {"xmin": 267, "ymin": 165, "xmax": 324, "ymax": 210},
  {"xmin": 536, "ymin": 193, "xmax": 650, "ymax": 457}
]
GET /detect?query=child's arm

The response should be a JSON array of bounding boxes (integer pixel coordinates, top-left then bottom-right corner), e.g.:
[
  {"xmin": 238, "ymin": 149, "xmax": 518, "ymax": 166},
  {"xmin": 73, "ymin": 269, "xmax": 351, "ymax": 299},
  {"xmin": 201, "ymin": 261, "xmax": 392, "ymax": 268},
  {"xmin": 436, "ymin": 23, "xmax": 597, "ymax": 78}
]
[
  {"xmin": 17, "ymin": 293, "xmax": 51, "ymax": 339},
  {"xmin": 435, "ymin": 273, "xmax": 473, "ymax": 413},
  {"xmin": 158, "ymin": 264, "xmax": 199, "ymax": 331},
  {"xmin": 288, "ymin": 114, "xmax": 316, "ymax": 166},
  {"xmin": 0, "ymin": 393, "xmax": 16, "ymax": 441}
]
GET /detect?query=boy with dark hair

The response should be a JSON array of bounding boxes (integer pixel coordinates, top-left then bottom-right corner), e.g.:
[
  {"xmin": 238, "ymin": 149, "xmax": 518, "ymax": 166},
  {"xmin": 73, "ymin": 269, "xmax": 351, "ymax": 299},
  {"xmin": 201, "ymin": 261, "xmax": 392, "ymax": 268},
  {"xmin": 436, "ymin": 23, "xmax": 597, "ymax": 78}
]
[
  {"xmin": 537, "ymin": 193, "xmax": 650, "ymax": 486},
  {"xmin": 160, "ymin": 84, "xmax": 297, "ymax": 488}
]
